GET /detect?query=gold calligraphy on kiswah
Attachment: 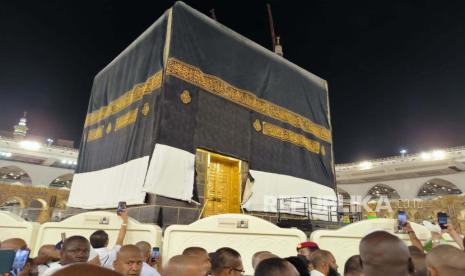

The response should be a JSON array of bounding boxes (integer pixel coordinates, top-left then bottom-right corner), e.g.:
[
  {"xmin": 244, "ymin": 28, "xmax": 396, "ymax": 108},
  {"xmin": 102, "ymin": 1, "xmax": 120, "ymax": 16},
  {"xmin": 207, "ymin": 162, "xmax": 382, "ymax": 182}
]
[
  {"xmin": 84, "ymin": 70, "xmax": 163, "ymax": 128},
  {"xmin": 87, "ymin": 126, "xmax": 103, "ymax": 142},
  {"xmin": 260, "ymin": 120, "xmax": 321, "ymax": 155},
  {"xmin": 86, "ymin": 108, "xmax": 139, "ymax": 142},
  {"xmin": 165, "ymin": 57, "xmax": 332, "ymax": 143},
  {"xmin": 115, "ymin": 108, "xmax": 139, "ymax": 131}
]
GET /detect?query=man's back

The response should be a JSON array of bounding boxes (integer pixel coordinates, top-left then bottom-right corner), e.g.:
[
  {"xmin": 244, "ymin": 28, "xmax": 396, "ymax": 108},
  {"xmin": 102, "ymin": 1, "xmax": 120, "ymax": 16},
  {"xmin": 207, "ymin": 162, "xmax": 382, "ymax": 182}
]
[{"xmin": 94, "ymin": 245, "xmax": 121, "ymax": 268}]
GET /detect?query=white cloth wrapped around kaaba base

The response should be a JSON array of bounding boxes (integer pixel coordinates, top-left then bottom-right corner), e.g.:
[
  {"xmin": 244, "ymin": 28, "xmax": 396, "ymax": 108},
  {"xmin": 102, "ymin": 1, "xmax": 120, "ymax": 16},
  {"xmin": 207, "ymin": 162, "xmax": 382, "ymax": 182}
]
[
  {"xmin": 68, "ymin": 157, "xmax": 148, "ymax": 209},
  {"xmin": 143, "ymin": 144, "xmax": 195, "ymax": 201},
  {"xmin": 243, "ymin": 170, "xmax": 337, "ymax": 220}
]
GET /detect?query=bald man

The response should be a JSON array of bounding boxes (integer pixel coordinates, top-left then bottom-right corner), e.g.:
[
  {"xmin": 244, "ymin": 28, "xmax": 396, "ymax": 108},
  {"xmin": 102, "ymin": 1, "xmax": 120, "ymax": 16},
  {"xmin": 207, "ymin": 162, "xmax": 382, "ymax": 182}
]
[
  {"xmin": 254, "ymin": 258, "xmax": 299, "ymax": 276},
  {"xmin": 343, "ymin": 255, "xmax": 362, "ymax": 276},
  {"xmin": 113, "ymin": 245, "xmax": 144, "ymax": 276},
  {"xmin": 52, "ymin": 263, "xmax": 122, "ymax": 276},
  {"xmin": 360, "ymin": 231, "xmax": 414, "ymax": 276},
  {"xmin": 135, "ymin": 241, "xmax": 161, "ymax": 276},
  {"xmin": 308, "ymin": 250, "xmax": 338, "ymax": 276},
  {"xmin": 426, "ymin": 244, "xmax": 465, "ymax": 276},
  {"xmin": 162, "ymin": 255, "xmax": 210, "ymax": 276},
  {"xmin": 0, "ymin": 238, "xmax": 27, "ymax": 250},
  {"xmin": 251, "ymin": 251, "xmax": 278, "ymax": 270},
  {"xmin": 182, "ymin": 247, "xmax": 209, "ymax": 261}
]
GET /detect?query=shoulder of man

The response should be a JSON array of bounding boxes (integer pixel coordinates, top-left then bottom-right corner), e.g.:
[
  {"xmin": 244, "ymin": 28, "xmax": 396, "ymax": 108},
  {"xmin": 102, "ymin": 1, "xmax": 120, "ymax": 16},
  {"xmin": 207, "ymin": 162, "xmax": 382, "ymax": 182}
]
[
  {"xmin": 41, "ymin": 263, "xmax": 65, "ymax": 276},
  {"xmin": 141, "ymin": 262, "xmax": 160, "ymax": 276}
]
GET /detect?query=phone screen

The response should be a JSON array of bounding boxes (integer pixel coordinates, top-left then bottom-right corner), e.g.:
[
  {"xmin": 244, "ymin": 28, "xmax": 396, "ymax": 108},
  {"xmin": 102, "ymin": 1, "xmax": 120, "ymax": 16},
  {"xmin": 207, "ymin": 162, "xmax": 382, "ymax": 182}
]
[
  {"xmin": 117, "ymin": 201, "xmax": 127, "ymax": 215},
  {"xmin": 11, "ymin": 249, "xmax": 30, "ymax": 272},
  {"xmin": 438, "ymin": 212, "xmax": 447, "ymax": 229},
  {"xmin": 397, "ymin": 211, "xmax": 407, "ymax": 229},
  {"xmin": 151, "ymin": 247, "xmax": 160, "ymax": 262}
]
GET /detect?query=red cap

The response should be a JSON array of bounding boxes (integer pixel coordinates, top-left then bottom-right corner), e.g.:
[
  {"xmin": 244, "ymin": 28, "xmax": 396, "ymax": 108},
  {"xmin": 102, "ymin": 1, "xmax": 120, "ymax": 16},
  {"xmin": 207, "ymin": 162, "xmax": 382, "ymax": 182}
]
[{"xmin": 297, "ymin": 241, "xmax": 319, "ymax": 250}]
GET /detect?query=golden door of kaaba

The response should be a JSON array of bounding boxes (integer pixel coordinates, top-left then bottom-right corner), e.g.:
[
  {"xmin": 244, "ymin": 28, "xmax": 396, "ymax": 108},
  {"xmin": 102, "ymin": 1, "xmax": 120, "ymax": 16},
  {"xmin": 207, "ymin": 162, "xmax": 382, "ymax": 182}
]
[{"xmin": 200, "ymin": 149, "xmax": 241, "ymax": 217}]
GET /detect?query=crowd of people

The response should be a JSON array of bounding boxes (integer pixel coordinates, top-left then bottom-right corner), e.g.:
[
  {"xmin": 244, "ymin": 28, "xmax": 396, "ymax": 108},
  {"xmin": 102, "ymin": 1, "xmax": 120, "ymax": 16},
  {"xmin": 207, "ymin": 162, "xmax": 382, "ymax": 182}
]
[{"xmin": 1, "ymin": 209, "xmax": 465, "ymax": 276}]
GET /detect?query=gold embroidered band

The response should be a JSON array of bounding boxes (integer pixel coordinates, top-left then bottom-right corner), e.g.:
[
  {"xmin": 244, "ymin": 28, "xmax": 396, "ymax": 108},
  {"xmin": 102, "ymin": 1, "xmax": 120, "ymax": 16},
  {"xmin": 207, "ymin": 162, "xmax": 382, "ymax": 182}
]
[
  {"xmin": 260, "ymin": 121, "xmax": 320, "ymax": 154},
  {"xmin": 115, "ymin": 108, "xmax": 139, "ymax": 131},
  {"xmin": 84, "ymin": 70, "xmax": 163, "ymax": 128},
  {"xmin": 85, "ymin": 108, "xmax": 139, "ymax": 142},
  {"xmin": 87, "ymin": 126, "xmax": 104, "ymax": 142},
  {"xmin": 165, "ymin": 58, "xmax": 332, "ymax": 143}
]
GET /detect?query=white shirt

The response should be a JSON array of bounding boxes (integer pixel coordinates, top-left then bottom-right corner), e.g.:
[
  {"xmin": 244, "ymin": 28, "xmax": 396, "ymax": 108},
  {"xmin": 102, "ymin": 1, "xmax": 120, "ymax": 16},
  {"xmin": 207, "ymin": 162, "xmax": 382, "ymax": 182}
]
[
  {"xmin": 38, "ymin": 261, "xmax": 60, "ymax": 276},
  {"xmin": 140, "ymin": 262, "xmax": 161, "ymax": 276},
  {"xmin": 40, "ymin": 263, "xmax": 64, "ymax": 276},
  {"xmin": 311, "ymin": 269, "xmax": 326, "ymax": 276},
  {"xmin": 93, "ymin": 245, "xmax": 122, "ymax": 269}
]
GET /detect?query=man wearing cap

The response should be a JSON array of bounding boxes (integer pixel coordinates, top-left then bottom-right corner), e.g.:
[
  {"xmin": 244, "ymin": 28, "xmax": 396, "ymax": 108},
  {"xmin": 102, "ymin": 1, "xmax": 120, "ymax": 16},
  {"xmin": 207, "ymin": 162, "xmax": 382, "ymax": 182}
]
[{"xmin": 297, "ymin": 242, "xmax": 320, "ymax": 262}]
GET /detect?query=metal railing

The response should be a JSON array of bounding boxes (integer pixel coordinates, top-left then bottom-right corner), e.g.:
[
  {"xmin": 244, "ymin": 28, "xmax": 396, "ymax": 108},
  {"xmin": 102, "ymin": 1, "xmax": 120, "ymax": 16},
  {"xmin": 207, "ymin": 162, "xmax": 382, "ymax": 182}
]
[
  {"xmin": 277, "ymin": 196, "xmax": 339, "ymax": 222},
  {"xmin": 277, "ymin": 197, "xmax": 310, "ymax": 220}
]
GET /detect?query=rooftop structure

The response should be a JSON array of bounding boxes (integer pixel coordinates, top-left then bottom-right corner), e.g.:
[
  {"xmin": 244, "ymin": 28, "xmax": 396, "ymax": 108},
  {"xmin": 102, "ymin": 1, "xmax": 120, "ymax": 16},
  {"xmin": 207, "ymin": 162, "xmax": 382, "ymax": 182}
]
[
  {"xmin": 0, "ymin": 114, "xmax": 78, "ymax": 188},
  {"xmin": 13, "ymin": 112, "xmax": 28, "ymax": 137},
  {"xmin": 336, "ymin": 147, "xmax": 465, "ymax": 200}
]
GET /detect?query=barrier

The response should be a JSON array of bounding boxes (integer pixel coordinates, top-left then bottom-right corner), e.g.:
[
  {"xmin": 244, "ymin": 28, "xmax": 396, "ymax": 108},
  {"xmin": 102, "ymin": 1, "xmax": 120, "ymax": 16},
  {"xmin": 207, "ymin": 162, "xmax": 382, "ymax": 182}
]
[
  {"xmin": 163, "ymin": 214, "xmax": 306, "ymax": 275},
  {"xmin": 32, "ymin": 211, "xmax": 162, "ymax": 257},
  {"xmin": 0, "ymin": 211, "xmax": 39, "ymax": 250},
  {"xmin": 310, "ymin": 218, "xmax": 460, "ymax": 274}
]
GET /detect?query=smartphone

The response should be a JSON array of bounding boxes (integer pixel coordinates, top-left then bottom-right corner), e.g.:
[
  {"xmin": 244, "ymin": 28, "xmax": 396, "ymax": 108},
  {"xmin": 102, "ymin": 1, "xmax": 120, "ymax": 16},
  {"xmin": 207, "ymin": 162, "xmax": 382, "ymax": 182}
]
[
  {"xmin": 0, "ymin": 249, "xmax": 16, "ymax": 274},
  {"xmin": 117, "ymin": 201, "xmax": 127, "ymax": 215},
  {"xmin": 151, "ymin": 247, "xmax": 160, "ymax": 262},
  {"xmin": 438, "ymin": 212, "xmax": 447, "ymax": 229},
  {"xmin": 11, "ymin": 249, "xmax": 30, "ymax": 272},
  {"xmin": 397, "ymin": 210, "xmax": 407, "ymax": 230}
]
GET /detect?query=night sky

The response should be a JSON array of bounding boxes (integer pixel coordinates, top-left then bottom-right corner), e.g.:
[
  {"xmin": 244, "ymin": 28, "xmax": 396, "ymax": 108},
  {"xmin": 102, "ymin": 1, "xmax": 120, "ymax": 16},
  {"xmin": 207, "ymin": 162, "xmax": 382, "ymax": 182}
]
[{"xmin": 1, "ymin": 1, "xmax": 465, "ymax": 164}]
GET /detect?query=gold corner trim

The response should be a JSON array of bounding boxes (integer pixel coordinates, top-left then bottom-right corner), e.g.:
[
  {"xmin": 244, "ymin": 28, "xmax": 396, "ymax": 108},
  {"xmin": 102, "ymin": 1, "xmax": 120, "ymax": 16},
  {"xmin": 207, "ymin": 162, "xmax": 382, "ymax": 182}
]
[
  {"xmin": 84, "ymin": 70, "xmax": 163, "ymax": 128},
  {"xmin": 165, "ymin": 58, "xmax": 332, "ymax": 143},
  {"xmin": 261, "ymin": 121, "xmax": 320, "ymax": 155},
  {"xmin": 115, "ymin": 108, "xmax": 139, "ymax": 131},
  {"xmin": 87, "ymin": 126, "xmax": 104, "ymax": 142}
]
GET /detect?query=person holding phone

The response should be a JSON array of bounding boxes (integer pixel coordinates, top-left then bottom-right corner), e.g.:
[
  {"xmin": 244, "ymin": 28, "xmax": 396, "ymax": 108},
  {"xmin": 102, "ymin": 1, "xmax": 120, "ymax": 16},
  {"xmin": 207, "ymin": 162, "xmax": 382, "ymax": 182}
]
[
  {"xmin": 405, "ymin": 217, "xmax": 464, "ymax": 253},
  {"xmin": 403, "ymin": 222, "xmax": 424, "ymax": 252},
  {"xmin": 89, "ymin": 207, "xmax": 129, "ymax": 269},
  {"xmin": 444, "ymin": 224, "xmax": 464, "ymax": 251},
  {"xmin": 0, "ymin": 238, "xmax": 31, "ymax": 276},
  {"xmin": 134, "ymin": 242, "xmax": 160, "ymax": 276}
]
